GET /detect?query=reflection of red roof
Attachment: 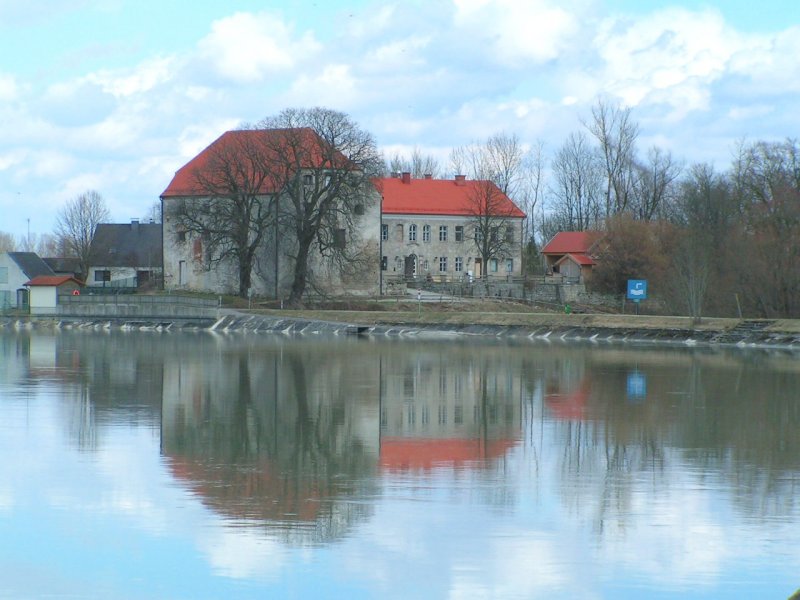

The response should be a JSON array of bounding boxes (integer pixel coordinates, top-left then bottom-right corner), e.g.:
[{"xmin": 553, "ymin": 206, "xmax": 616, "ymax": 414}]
[
  {"xmin": 555, "ymin": 253, "xmax": 595, "ymax": 267},
  {"xmin": 542, "ymin": 231, "xmax": 601, "ymax": 255},
  {"xmin": 378, "ymin": 176, "xmax": 525, "ymax": 218},
  {"xmin": 380, "ymin": 437, "xmax": 518, "ymax": 471},
  {"xmin": 166, "ymin": 456, "xmax": 323, "ymax": 522},
  {"xmin": 545, "ymin": 384, "xmax": 590, "ymax": 420},
  {"xmin": 25, "ymin": 275, "xmax": 82, "ymax": 287}
]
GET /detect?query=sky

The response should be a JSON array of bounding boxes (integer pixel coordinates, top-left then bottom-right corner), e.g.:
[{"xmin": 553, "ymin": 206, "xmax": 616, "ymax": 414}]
[{"xmin": 1, "ymin": 0, "xmax": 799, "ymax": 239}]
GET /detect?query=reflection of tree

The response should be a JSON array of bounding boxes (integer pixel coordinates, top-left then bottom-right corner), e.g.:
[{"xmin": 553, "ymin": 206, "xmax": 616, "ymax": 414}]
[
  {"xmin": 539, "ymin": 347, "xmax": 800, "ymax": 529},
  {"xmin": 162, "ymin": 342, "xmax": 380, "ymax": 545}
]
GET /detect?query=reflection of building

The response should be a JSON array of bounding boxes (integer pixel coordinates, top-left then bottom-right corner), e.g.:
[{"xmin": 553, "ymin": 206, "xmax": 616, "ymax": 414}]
[{"xmin": 379, "ymin": 350, "xmax": 522, "ymax": 470}]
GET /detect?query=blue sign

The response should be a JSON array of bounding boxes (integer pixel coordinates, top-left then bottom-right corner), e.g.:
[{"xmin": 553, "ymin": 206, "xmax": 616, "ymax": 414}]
[
  {"xmin": 626, "ymin": 371, "xmax": 647, "ymax": 402},
  {"xmin": 627, "ymin": 279, "xmax": 647, "ymax": 301}
]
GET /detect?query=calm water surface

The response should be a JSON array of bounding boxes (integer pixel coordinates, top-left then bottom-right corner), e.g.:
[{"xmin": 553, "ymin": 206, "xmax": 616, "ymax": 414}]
[{"xmin": 1, "ymin": 330, "xmax": 799, "ymax": 599}]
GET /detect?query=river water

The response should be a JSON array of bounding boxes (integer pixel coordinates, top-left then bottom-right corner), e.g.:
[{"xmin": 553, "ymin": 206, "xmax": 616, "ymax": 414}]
[{"xmin": 1, "ymin": 330, "xmax": 799, "ymax": 599}]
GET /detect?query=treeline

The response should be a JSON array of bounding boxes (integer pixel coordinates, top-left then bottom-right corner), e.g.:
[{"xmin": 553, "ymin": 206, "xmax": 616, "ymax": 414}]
[{"xmin": 389, "ymin": 99, "xmax": 799, "ymax": 319}]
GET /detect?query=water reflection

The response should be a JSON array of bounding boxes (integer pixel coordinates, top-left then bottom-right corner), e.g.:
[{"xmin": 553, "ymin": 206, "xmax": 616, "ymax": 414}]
[{"xmin": 2, "ymin": 331, "xmax": 800, "ymax": 595}]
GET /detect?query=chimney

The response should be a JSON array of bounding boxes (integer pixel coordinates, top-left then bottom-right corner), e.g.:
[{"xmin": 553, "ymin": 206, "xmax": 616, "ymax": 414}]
[
  {"xmin": 401, "ymin": 172, "xmax": 411, "ymax": 184},
  {"xmin": 423, "ymin": 173, "xmax": 432, "ymax": 180},
  {"xmin": 454, "ymin": 174, "xmax": 466, "ymax": 186}
]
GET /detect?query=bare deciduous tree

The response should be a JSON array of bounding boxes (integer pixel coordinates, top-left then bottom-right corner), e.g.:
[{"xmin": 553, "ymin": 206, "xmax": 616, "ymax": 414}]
[
  {"xmin": 55, "ymin": 190, "xmax": 109, "ymax": 279},
  {"xmin": 584, "ymin": 98, "xmax": 639, "ymax": 216},
  {"xmin": 0, "ymin": 231, "xmax": 15, "ymax": 252},
  {"xmin": 466, "ymin": 179, "xmax": 521, "ymax": 279},
  {"xmin": 388, "ymin": 147, "xmax": 440, "ymax": 178},
  {"xmin": 548, "ymin": 132, "xmax": 602, "ymax": 231},
  {"xmin": 171, "ymin": 130, "xmax": 278, "ymax": 298},
  {"xmin": 257, "ymin": 107, "xmax": 383, "ymax": 305}
]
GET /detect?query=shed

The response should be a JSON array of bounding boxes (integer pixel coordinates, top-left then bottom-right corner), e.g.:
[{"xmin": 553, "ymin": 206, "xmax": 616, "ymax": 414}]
[{"xmin": 24, "ymin": 275, "xmax": 83, "ymax": 315}]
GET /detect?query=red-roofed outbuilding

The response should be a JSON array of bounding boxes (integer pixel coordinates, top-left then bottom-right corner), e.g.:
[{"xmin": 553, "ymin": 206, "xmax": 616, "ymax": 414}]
[{"xmin": 541, "ymin": 231, "xmax": 602, "ymax": 283}]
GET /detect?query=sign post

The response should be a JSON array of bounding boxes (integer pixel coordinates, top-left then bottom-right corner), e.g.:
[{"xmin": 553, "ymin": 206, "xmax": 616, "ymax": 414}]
[{"xmin": 626, "ymin": 280, "xmax": 647, "ymax": 315}]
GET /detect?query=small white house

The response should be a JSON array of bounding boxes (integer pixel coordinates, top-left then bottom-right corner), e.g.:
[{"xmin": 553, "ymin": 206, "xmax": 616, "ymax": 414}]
[{"xmin": 24, "ymin": 275, "xmax": 82, "ymax": 315}]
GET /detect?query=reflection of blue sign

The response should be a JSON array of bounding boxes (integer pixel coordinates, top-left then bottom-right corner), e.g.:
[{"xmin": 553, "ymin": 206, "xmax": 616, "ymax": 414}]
[
  {"xmin": 627, "ymin": 279, "xmax": 647, "ymax": 301},
  {"xmin": 627, "ymin": 371, "xmax": 647, "ymax": 402}
]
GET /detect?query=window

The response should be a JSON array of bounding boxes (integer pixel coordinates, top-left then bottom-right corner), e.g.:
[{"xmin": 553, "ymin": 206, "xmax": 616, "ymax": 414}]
[
  {"xmin": 381, "ymin": 224, "xmax": 388, "ymax": 241},
  {"xmin": 334, "ymin": 228, "xmax": 346, "ymax": 249},
  {"xmin": 474, "ymin": 227, "xmax": 482, "ymax": 244},
  {"xmin": 177, "ymin": 231, "xmax": 186, "ymax": 243},
  {"xmin": 455, "ymin": 257, "xmax": 463, "ymax": 272},
  {"xmin": 454, "ymin": 405, "xmax": 464, "ymax": 425},
  {"xmin": 178, "ymin": 261, "xmax": 187, "ymax": 285},
  {"xmin": 354, "ymin": 203, "xmax": 365, "ymax": 216},
  {"xmin": 490, "ymin": 227, "xmax": 499, "ymax": 242},
  {"xmin": 422, "ymin": 259, "xmax": 429, "ymax": 271},
  {"xmin": 505, "ymin": 226, "xmax": 515, "ymax": 243},
  {"xmin": 439, "ymin": 256, "xmax": 448, "ymax": 272},
  {"xmin": 490, "ymin": 259, "xmax": 498, "ymax": 272},
  {"xmin": 409, "ymin": 224, "xmax": 417, "ymax": 242},
  {"xmin": 94, "ymin": 270, "xmax": 111, "ymax": 282},
  {"xmin": 0, "ymin": 267, "xmax": 7, "ymax": 284},
  {"xmin": 381, "ymin": 256, "xmax": 388, "ymax": 271},
  {"xmin": 439, "ymin": 225, "xmax": 448, "ymax": 241},
  {"xmin": 455, "ymin": 226, "xmax": 464, "ymax": 242},
  {"xmin": 303, "ymin": 173, "xmax": 313, "ymax": 185},
  {"xmin": 422, "ymin": 225, "xmax": 431, "ymax": 242},
  {"xmin": 506, "ymin": 258, "xmax": 513, "ymax": 273}
]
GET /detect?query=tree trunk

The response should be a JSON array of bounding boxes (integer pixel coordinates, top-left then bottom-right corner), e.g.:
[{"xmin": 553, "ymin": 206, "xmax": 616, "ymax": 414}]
[{"xmin": 288, "ymin": 238, "xmax": 312, "ymax": 305}]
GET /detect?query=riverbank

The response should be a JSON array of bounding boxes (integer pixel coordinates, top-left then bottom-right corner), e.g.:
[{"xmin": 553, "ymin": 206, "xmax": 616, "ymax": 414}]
[{"xmin": 4, "ymin": 309, "xmax": 799, "ymax": 351}]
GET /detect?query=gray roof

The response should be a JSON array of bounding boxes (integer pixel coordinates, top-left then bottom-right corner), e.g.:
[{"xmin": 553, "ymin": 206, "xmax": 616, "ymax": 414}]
[
  {"xmin": 87, "ymin": 222, "xmax": 162, "ymax": 268},
  {"xmin": 43, "ymin": 257, "xmax": 82, "ymax": 275},
  {"xmin": 8, "ymin": 252, "xmax": 55, "ymax": 279}
]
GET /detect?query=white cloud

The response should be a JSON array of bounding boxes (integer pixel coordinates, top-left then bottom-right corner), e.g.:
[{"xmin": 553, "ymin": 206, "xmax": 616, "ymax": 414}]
[
  {"xmin": 86, "ymin": 55, "xmax": 176, "ymax": 98},
  {"xmin": 199, "ymin": 526, "xmax": 286, "ymax": 580},
  {"xmin": 0, "ymin": 73, "xmax": 18, "ymax": 101},
  {"xmin": 198, "ymin": 12, "xmax": 321, "ymax": 83},
  {"xmin": 452, "ymin": 0, "xmax": 577, "ymax": 65}
]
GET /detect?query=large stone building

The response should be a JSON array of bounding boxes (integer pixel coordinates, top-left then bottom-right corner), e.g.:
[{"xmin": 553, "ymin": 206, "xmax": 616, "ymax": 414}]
[
  {"xmin": 378, "ymin": 173, "xmax": 525, "ymax": 283},
  {"xmin": 160, "ymin": 128, "xmax": 381, "ymax": 298}
]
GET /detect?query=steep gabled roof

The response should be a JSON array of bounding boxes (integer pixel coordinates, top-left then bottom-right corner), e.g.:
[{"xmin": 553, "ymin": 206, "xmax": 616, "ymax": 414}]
[
  {"xmin": 378, "ymin": 176, "xmax": 525, "ymax": 218},
  {"xmin": 25, "ymin": 275, "xmax": 82, "ymax": 287},
  {"xmin": 7, "ymin": 252, "xmax": 55, "ymax": 279},
  {"xmin": 541, "ymin": 231, "xmax": 602, "ymax": 255},
  {"xmin": 87, "ymin": 222, "xmax": 162, "ymax": 268},
  {"xmin": 161, "ymin": 128, "xmax": 349, "ymax": 198}
]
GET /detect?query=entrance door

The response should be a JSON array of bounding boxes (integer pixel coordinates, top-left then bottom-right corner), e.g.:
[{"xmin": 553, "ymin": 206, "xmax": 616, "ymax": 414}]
[
  {"xmin": 404, "ymin": 254, "xmax": 417, "ymax": 279},
  {"xmin": 474, "ymin": 258, "xmax": 482, "ymax": 278}
]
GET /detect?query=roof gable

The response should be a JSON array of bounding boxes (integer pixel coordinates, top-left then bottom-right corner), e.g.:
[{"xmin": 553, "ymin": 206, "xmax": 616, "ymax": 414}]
[
  {"xmin": 7, "ymin": 252, "xmax": 55, "ymax": 279},
  {"xmin": 87, "ymin": 222, "xmax": 162, "ymax": 268},
  {"xmin": 541, "ymin": 231, "xmax": 602, "ymax": 255},
  {"xmin": 378, "ymin": 176, "xmax": 525, "ymax": 218}
]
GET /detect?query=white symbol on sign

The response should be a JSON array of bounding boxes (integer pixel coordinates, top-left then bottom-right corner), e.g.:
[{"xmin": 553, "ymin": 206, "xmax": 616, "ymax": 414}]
[{"xmin": 630, "ymin": 282, "xmax": 645, "ymax": 296}]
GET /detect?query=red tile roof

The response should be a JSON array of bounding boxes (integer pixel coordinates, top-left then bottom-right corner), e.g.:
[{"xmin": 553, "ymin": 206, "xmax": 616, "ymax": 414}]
[
  {"xmin": 161, "ymin": 128, "xmax": 347, "ymax": 198},
  {"xmin": 541, "ymin": 231, "xmax": 601, "ymax": 255},
  {"xmin": 25, "ymin": 275, "xmax": 82, "ymax": 287},
  {"xmin": 378, "ymin": 176, "xmax": 525, "ymax": 218}
]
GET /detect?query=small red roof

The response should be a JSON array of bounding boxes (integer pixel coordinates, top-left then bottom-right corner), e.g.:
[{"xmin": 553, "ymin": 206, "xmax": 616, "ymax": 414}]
[
  {"xmin": 378, "ymin": 176, "xmax": 525, "ymax": 218},
  {"xmin": 555, "ymin": 252, "xmax": 595, "ymax": 267},
  {"xmin": 541, "ymin": 231, "xmax": 601, "ymax": 255},
  {"xmin": 161, "ymin": 128, "xmax": 347, "ymax": 198},
  {"xmin": 25, "ymin": 275, "xmax": 82, "ymax": 287}
]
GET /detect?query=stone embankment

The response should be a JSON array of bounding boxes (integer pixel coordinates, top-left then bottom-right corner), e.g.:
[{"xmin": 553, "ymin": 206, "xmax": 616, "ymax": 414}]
[{"xmin": 3, "ymin": 312, "xmax": 799, "ymax": 351}]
